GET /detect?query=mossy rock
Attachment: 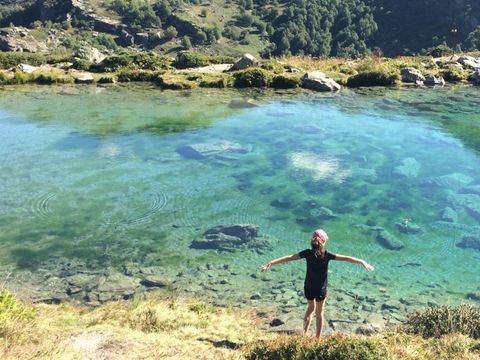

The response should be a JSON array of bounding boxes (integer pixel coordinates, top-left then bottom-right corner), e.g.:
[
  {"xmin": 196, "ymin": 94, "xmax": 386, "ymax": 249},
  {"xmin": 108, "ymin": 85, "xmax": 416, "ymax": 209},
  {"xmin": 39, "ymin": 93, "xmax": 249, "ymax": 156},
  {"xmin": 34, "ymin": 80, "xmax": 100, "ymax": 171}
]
[
  {"xmin": 233, "ymin": 68, "xmax": 272, "ymax": 88},
  {"xmin": 199, "ymin": 74, "xmax": 233, "ymax": 88},
  {"xmin": 441, "ymin": 65, "xmax": 468, "ymax": 82},
  {"xmin": 156, "ymin": 73, "xmax": 197, "ymax": 89},
  {"xmin": 117, "ymin": 69, "xmax": 159, "ymax": 82},
  {"xmin": 347, "ymin": 70, "xmax": 399, "ymax": 87},
  {"xmin": 271, "ymin": 74, "xmax": 301, "ymax": 89}
]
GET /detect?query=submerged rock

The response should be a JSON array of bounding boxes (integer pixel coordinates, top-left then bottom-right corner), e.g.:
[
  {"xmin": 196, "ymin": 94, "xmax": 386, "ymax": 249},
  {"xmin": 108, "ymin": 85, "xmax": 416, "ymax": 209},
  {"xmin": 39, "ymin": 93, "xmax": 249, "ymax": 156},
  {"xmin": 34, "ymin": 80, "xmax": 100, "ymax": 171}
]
[
  {"xmin": 228, "ymin": 98, "xmax": 258, "ymax": 109},
  {"xmin": 301, "ymin": 71, "xmax": 341, "ymax": 92},
  {"xmin": 394, "ymin": 157, "xmax": 420, "ymax": 178},
  {"xmin": 396, "ymin": 220, "xmax": 422, "ymax": 234},
  {"xmin": 375, "ymin": 230, "xmax": 404, "ymax": 250},
  {"xmin": 191, "ymin": 224, "xmax": 272, "ymax": 251},
  {"xmin": 424, "ymin": 173, "xmax": 473, "ymax": 191},
  {"xmin": 457, "ymin": 235, "xmax": 480, "ymax": 251},
  {"xmin": 176, "ymin": 140, "xmax": 250, "ymax": 160},
  {"xmin": 441, "ymin": 207, "xmax": 458, "ymax": 223},
  {"xmin": 448, "ymin": 193, "xmax": 480, "ymax": 221},
  {"xmin": 310, "ymin": 206, "xmax": 337, "ymax": 220}
]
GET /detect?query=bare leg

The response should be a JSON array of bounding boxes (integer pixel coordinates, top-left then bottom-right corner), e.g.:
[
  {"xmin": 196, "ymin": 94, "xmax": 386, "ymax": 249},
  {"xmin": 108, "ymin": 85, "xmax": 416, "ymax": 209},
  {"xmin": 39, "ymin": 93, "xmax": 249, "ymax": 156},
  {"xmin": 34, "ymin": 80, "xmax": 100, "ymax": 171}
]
[
  {"xmin": 315, "ymin": 297, "xmax": 327, "ymax": 338},
  {"xmin": 303, "ymin": 300, "xmax": 316, "ymax": 335}
]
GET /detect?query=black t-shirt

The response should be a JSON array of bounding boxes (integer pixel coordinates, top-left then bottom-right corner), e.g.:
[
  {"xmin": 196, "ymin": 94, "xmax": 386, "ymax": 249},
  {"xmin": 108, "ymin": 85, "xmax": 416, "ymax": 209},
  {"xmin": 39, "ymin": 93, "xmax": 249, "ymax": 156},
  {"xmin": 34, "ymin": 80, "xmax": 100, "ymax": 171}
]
[{"xmin": 298, "ymin": 249, "xmax": 336, "ymax": 291}]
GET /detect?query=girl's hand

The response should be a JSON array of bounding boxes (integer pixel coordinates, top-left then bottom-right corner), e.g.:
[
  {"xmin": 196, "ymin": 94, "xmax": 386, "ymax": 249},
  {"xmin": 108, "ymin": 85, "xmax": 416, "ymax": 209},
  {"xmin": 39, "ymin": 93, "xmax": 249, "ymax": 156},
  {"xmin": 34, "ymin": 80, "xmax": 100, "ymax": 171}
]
[
  {"xmin": 261, "ymin": 262, "xmax": 272, "ymax": 272},
  {"xmin": 362, "ymin": 261, "xmax": 375, "ymax": 272}
]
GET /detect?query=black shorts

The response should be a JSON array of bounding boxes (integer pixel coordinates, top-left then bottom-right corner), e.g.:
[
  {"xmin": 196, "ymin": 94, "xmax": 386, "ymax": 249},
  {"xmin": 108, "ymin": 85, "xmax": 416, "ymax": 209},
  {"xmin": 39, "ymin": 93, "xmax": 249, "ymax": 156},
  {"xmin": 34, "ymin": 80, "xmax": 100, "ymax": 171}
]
[{"xmin": 304, "ymin": 287, "xmax": 327, "ymax": 302}]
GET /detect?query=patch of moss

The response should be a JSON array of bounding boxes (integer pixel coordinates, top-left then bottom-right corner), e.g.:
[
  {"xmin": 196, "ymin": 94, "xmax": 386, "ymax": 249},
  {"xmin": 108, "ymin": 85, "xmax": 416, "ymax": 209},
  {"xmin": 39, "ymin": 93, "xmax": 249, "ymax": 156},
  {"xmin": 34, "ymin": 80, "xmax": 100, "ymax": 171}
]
[
  {"xmin": 233, "ymin": 68, "xmax": 272, "ymax": 88},
  {"xmin": 261, "ymin": 60, "xmax": 285, "ymax": 74},
  {"xmin": 347, "ymin": 70, "xmax": 400, "ymax": 87},
  {"xmin": 199, "ymin": 73, "xmax": 233, "ymax": 88},
  {"xmin": 271, "ymin": 74, "xmax": 301, "ymax": 89},
  {"xmin": 156, "ymin": 73, "xmax": 197, "ymax": 89}
]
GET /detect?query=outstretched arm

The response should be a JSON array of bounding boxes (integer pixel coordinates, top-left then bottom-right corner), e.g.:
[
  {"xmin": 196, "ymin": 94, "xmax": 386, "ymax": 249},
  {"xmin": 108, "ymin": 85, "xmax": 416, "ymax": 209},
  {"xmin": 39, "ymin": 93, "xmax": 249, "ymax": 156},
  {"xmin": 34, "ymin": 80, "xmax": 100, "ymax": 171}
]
[
  {"xmin": 335, "ymin": 254, "xmax": 375, "ymax": 271},
  {"xmin": 260, "ymin": 254, "xmax": 301, "ymax": 272}
]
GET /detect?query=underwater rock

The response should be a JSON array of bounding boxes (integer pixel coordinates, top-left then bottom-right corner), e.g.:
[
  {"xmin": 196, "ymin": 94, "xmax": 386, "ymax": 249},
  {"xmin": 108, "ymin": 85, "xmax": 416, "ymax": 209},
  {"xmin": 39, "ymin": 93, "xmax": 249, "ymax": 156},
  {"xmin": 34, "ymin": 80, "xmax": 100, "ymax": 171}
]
[
  {"xmin": 95, "ymin": 273, "xmax": 140, "ymax": 302},
  {"xmin": 466, "ymin": 292, "xmax": 480, "ymax": 301},
  {"xmin": 460, "ymin": 185, "xmax": 480, "ymax": 196},
  {"xmin": 310, "ymin": 206, "xmax": 337, "ymax": 220},
  {"xmin": 176, "ymin": 140, "xmax": 250, "ymax": 160},
  {"xmin": 375, "ymin": 230, "xmax": 404, "ymax": 250},
  {"xmin": 456, "ymin": 235, "xmax": 480, "ymax": 251},
  {"xmin": 292, "ymin": 124, "xmax": 325, "ymax": 134},
  {"xmin": 191, "ymin": 224, "xmax": 269, "ymax": 251},
  {"xmin": 288, "ymin": 152, "xmax": 349, "ymax": 183},
  {"xmin": 393, "ymin": 157, "xmax": 420, "ymax": 178},
  {"xmin": 441, "ymin": 207, "xmax": 458, "ymax": 223},
  {"xmin": 65, "ymin": 273, "xmax": 99, "ymax": 292},
  {"xmin": 424, "ymin": 173, "xmax": 473, "ymax": 191},
  {"xmin": 448, "ymin": 193, "xmax": 480, "ymax": 221},
  {"xmin": 228, "ymin": 98, "xmax": 258, "ymax": 109},
  {"xmin": 395, "ymin": 220, "xmax": 422, "ymax": 234}
]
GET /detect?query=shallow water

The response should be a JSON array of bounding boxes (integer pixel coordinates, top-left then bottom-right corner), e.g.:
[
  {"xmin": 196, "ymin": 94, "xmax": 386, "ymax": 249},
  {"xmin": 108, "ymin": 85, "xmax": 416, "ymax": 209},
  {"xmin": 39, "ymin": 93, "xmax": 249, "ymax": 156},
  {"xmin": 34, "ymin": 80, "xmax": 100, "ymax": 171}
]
[{"xmin": 1, "ymin": 84, "xmax": 479, "ymax": 326}]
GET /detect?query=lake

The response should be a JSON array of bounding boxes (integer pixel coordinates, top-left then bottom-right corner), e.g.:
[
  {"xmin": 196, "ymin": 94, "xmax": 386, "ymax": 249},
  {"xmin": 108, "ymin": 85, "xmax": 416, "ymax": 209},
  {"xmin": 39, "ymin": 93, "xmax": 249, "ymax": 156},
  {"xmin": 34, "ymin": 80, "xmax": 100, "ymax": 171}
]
[{"xmin": 0, "ymin": 84, "xmax": 479, "ymax": 329}]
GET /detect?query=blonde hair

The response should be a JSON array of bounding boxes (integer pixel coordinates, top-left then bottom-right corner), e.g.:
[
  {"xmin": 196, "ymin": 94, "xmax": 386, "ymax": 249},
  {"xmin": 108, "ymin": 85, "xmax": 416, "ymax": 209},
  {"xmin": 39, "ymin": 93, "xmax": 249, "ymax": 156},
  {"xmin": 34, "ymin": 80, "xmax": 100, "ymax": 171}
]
[{"xmin": 311, "ymin": 236, "xmax": 325, "ymax": 257}]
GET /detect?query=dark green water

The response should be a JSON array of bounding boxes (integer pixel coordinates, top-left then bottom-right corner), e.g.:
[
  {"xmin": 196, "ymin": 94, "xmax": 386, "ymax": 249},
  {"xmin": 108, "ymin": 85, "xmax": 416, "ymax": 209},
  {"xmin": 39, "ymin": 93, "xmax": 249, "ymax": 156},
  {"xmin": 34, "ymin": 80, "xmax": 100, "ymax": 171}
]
[{"xmin": 0, "ymin": 84, "xmax": 479, "ymax": 326}]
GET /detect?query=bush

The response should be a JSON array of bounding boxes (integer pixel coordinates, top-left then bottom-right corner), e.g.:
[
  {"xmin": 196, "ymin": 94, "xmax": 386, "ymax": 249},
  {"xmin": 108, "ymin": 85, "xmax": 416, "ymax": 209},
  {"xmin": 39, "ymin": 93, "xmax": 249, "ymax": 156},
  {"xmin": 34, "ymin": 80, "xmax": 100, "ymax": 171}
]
[
  {"xmin": 271, "ymin": 74, "xmax": 301, "ymax": 88},
  {"xmin": 173, "ymin": 52, "xmax": 208, "ymax": 69},
  {"xmin": 0, "ymin": 291, "xmax": 35, "ymax": 339},
  {"xmin": 233, "ymin": 68, "xmax": 272, "ymax": 87},
  {"xmin": 100, "ymin": 54, "xmax": 132, "ymax": 72},
  {"xmin": 246, "ymin": 334, "xmax": 389, "ymax": 360},
  {"xmin": 347, "ymin": 70, "xmax": 399, "ymax": 87},
  {"xmin": 400, "ymin": 304, "xmax": 480, "ymax": 339},
  {"xmin": 72, "ymin": 58, "xmax": 92, "ymax": 71},
  {"xmin": 98, "ymin": 52, "xmax": 171, "ymax": 72},
  {"xmin": 441, "ymin": 65, "xmax": 468, "ymax": 82},
  {"xmin": 0, "ymin": 52, "xmax": 46, "ymax": 69},
  {"xmin": 426, "ymin": 43, "xmax": 454, "ymax": 57}
]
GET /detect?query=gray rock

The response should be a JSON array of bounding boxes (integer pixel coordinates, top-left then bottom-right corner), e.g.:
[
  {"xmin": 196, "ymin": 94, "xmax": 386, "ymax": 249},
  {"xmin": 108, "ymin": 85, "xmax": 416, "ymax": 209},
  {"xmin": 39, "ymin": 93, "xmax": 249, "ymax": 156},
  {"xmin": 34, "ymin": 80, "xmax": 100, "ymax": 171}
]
[
  {"xmin": 74, "ymin": 74, "xmax": 94, "ymax": 84},
  {"xmin": 448, "ymin": 193, "xmax": 480, "ymax": 221},
  {"xmin": 400, "ymin": 67, "xmax": 426, "ymax": 84},
  {"xmin": 140, "ymin": 275, "xmax": 168, "ymax": 287},
  {"xmin": 396, "ymin": 220, "xmax": 422, "ymax": 234},
  {"xmin": 191, "ymin": 224, "xmax": 262, "ymax": 251},
  {"xmin": 469, "ymin": 70, "xmax": 480, "ymax": 85},
  {"xmin": 425, "ymin": 173, "xmax": 473, "ymax": 191},
  {"xmin": 250, "ymin": 293, "xmax": 261, "ymax": 300},
  {"xmin": 96, "ymin": 273, "xmax": 140, "ymax": 302},
  {"xmin": 75, "ymin": 45, "xmax": 105, "ymax": 64},
  {"xmin": 394, "ymin": 157, "xmax": 420, "ymax": 178},
  {"xmin": 301, "ymin": 71, "xmax": 341, "ymax": 92},
  {"xmin": 356, "ymin": 324, "xmax": 377, "ymax": 335},
  {"xmin": 120, "ymin": 28, "xmax": 135, "ymax": 46},
  {"xmin": 270, "ymin": 318, "xmax": 285, "ymax": 327},
  {"xmin": 441, "ymin": 207, "xmax": 458, "ymax": 223},
  {"xmin": 176, "ymin": 140, "xmax": 250, "ymax": 160},
  {"xmin": 310, "ymin": 206, "xmax": 337, "ymax": 220},
  {"xmin": 457, "ymin": 235, "xmax": 480, "ymax": 251},
  {"xmin": 466, "ymin": 292, "xmax": 480, "ymax": 301},
  {"xmin": 457, "ymin": 56, "xmax": 480, "ymax": 70},
  {"xmin": 230, "ymin": 53, "xmax": 259, "ymax": 71},
  {"xmin": 18, "ymin": 64, "xmax": 39, "ymax": 74},
  {"xmin": 460, "ymin": 185, "xmax": 480, "ymax": 196},
  {"xmin": 376, "ymin": 230, "xmax": 404, "ymax": 250},
  {"xmin": 424, "ymin": 75, "xmax": 445, "ymax": 86}
]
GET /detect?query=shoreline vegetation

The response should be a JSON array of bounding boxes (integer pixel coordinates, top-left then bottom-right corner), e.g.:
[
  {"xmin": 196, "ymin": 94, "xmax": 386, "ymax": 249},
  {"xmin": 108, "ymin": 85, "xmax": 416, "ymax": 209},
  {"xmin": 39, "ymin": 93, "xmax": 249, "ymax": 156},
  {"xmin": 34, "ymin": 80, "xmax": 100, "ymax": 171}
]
[
  {"xmin": 1, "ymin": 50, "xmax": 480, "ymax": 90},
  {"xmin": 1, "ymin": 289, "xmax": 479, "ymax": 359}
]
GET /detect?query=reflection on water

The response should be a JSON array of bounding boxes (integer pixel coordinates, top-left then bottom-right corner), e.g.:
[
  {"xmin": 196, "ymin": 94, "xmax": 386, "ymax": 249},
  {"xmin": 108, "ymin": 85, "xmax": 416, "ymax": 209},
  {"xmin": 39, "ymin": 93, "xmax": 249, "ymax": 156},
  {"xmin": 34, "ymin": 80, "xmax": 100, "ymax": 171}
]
[{"xmin": 0, "ymin": 84, "xmax": 479, "ymax": 326}]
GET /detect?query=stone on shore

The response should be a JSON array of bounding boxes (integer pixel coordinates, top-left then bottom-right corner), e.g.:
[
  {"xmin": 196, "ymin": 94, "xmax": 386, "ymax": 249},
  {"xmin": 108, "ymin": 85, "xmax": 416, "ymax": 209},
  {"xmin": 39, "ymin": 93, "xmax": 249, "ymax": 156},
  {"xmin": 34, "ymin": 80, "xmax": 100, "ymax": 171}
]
[
  {"xmin": 469, "ymin": 70, "xmax": 480, "ymax": 85},
  {"xmin": 18, "ymin": 64, "xmax": 39, "ymax": 74},
  {"xmin": 393, "ymin": 157, "xmax": 420, "ymax": 178},
  {"xmin": 400, "ymin": 67, "xmax": 426, "ymax": 84},
  {"xmin": 424, "ymin": 75, "xmax": 445, "ymax": 86},
  {"xmin": 230, "ymin": 53, "xmax": 259, "ymax": 71},
  {"xmin": 301, "ymin": 71, "xmax": 341, "ymax": 92},
  {"xmin": 375, "ymin": 230, "xmax": 404, "ymax": 250},
  {"xmin": 457, "ymin": 55, "xmax": 480, "ymax": 70},
  {"xmin": 74, "ymin": 73, "xmax": 95, "ymax": 84},
  {"xmin": 176, "ymin": 140, "xmax": 250, "ymax": 160}
]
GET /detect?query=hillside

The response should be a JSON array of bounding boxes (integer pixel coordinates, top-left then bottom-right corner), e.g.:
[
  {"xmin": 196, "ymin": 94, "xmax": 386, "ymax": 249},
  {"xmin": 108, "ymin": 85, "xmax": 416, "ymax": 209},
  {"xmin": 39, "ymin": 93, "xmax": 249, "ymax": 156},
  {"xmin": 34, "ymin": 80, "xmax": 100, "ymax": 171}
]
[{"xmin": 1, "ymin": 0, "xmax": 480, "ymax": 58}]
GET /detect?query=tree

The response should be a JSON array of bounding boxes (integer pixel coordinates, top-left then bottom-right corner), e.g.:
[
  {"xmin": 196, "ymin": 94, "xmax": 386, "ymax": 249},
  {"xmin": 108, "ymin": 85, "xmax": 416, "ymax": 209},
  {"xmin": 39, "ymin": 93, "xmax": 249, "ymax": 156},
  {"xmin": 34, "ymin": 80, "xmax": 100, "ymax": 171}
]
[
  {"xmin": 181, "ymin": 36, "xmax": 192, "ymax": 49},
  {"xmin": 164, "ymin": 25, "xmax": 178, "ymax": 40},
  {"xmin": 466, "ymin": 26, "xmax": 480, "ymax": 50}
]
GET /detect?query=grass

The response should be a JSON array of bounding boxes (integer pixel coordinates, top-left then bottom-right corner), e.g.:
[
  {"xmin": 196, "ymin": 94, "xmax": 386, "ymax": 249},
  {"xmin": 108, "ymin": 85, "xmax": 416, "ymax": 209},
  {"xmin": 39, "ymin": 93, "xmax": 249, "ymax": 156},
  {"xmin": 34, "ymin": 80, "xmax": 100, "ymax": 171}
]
[{"xmin": 1, "ymin": 291, "xmax": 480, "ymax": 359}]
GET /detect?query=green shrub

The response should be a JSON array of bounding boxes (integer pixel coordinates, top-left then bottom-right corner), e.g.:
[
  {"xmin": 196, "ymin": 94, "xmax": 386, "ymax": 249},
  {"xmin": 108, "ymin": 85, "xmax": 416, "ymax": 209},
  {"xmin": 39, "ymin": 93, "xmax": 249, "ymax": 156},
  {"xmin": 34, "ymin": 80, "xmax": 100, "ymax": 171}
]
[
  {"xmin": 117, "ymin": 69, "xmax": 157, "ymax": 82},
  {"xmin": 400, "ymin": 304, "xmax": 480, "ymax": 339},
  {"xmin": 0, "ymin": 291, "xmax": 35, "ymax": 339},
  {"xmin": 261, "ymin": 60, "xmax": 285, "ymax": 74},
  {"xmin": 441, "ymin": 65, "xmax": 468, "ymax": 82},
  {"xmin": 0, "ymin": 52, "xmax": 46, "ymax": 69},
  {"xmin": 246, "ymin": 334, "xmax": 389, "ymax": 360},
  {"xmin": 98, "ymin": 52, "xmax": 171, "ymax": 72},
  {"xmin": 173, "ymin": 52, "xmax": 208, "ymax": 69},
  {"xmin": 426, "ymin": 43, "xmax": 454, "ymax": 57},
  {"xmin": 156, "ymin": 73, "xmax": 197, "ymax": 89},
  {"xmin": 100, "ymin": 54, "xmax": 133, "ymax": 72},
  {"xmin": 347, "ymin": 70, "xmax": 399, "ymax": 87},
  {"xmin": 72, "ymin": 58, "xmax": 93, "ymax": 71},
  {"xmin": 271, "ymin": 74, "xmax": 301, "ymax": 88},
  {"xmin": 233, "ymin": 68, "xmax": 272, "ymax": 87}
]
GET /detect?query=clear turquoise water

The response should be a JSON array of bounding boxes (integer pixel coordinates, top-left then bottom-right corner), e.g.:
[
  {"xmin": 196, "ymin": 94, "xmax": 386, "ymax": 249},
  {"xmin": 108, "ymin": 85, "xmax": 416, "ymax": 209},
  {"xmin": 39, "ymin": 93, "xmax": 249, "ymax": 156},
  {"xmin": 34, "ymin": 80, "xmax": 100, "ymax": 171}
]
[{"xmin": 0, "ymin": 84, "xmax": 479, "ymax": 321}]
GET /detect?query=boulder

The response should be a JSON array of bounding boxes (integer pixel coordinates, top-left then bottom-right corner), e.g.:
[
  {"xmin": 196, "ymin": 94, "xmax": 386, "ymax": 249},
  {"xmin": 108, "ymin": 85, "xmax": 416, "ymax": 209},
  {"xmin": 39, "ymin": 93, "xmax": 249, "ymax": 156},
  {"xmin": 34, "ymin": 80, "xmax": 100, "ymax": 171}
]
[
  {"xmin": 176, "ymin": 140, "xmax": 250, "ymax": 160},
  {"xmin": 424, "ymin": 173, "xmax": 473, "ymax": 191},
  {"xmin": 424, "ymin": 75, "xmax": 445, "ymax": 86},
  {"xmin": 74, "ymin": 74, "xmax": 95, "ymax": 84},
  {"xmin": 400, "ymin": 67, "xmax": 426, "ymax": 84},
  {"xmin": 393, "ymin": 157, "xmax": 420, "ymax": 178},
  {"xmin": 457, "ymin": 235, "xmax": 480, "ymax": 251},
  {"xmin": 457, "ymin": 56, "xmax": 480, "ymax": 70},
  {"xmin": 466, "ymin": 292, "xmax": 480, "ymax": 301},
  {"xmin": 396, "ymin": 220, "xmax": 422, "ymax": 234},
  {"xmin": 120, "ymin": 28, "xmax": 135, "ymax": 46},
  {"xmin": 75, "ymin": 45, "xmax": 105, "ymax": 63},
  {"xmin": 375, "ymin": 230, "xmax": 404, "ymax": 250},
  {"xmin": 301, "ymin": 71, "xmax": 341, "ymax": 92},
  {"xmin": 18, "ymin": 64, "xmax": 39, "ymax": 74},
  {"xmin": 135, "ymin": 32, "xmax": 150, "ymax": 45},
  {"xmin": 230, "ymin": 53, "xmax": 259, "ymax": 71},
  {"xmin": 469, "ymin": 70, "xmax": 480, "ymax": 85},
  {"xmin": 441, "ymin": 207, "xmax": 458, "ymax": 223},
  {"xmin": 191, "ymin": 224, "xmax": 261, "ymax": 251}
]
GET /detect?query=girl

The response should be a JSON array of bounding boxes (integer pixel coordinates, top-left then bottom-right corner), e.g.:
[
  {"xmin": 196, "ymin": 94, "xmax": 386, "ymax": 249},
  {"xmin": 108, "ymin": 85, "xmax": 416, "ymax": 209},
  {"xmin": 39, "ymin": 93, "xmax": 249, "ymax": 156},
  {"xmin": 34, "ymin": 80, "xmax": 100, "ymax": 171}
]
[{"xmin": 260, "ymin": 228, "xmax": 374, "ymax": 338}]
